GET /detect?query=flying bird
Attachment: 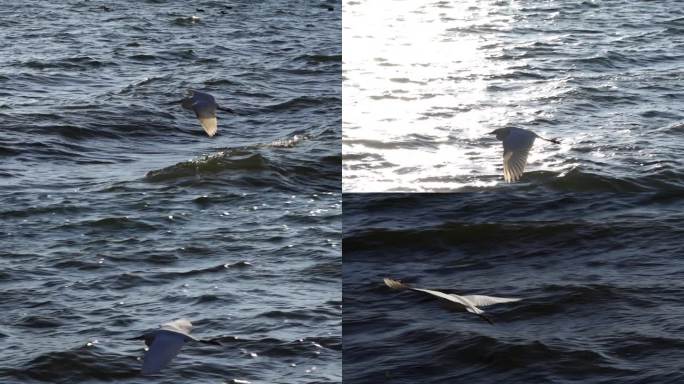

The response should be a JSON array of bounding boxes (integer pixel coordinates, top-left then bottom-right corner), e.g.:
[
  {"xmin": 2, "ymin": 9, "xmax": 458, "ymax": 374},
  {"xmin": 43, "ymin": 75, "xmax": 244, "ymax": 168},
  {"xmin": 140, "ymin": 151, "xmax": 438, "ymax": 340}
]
[
  {"xmin": 128, "ymin": 318, "xmax": 220, "ymax": 375},
  {"xmin": 179, "ymin": 90, "xmax": 235, "ymax": 137},
  {"xmin": 489, "ymin": 127, "xmax": 560, "ymax": 182},
  {"xmin": 384, "ymin": 278, "xmax": 521, "ymax": 324}
]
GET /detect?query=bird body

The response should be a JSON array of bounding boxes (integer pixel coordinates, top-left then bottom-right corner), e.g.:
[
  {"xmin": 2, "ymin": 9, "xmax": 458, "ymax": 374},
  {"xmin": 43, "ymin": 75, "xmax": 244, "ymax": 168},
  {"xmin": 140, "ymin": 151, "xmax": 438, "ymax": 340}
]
[
  {"xmin": 489, "ymin": 127, "xmax": 560, "ymax": 182},
  {"xmin": 129, "ymin": 319, "xmax": 218, "ymax": 375},
  {"xmin": 180, "ymin": 90, "xmax": 234, "ymax": 137},
  {"xmin": 384, "ymin": 278, "xmax": 520, "ymax": 324}
]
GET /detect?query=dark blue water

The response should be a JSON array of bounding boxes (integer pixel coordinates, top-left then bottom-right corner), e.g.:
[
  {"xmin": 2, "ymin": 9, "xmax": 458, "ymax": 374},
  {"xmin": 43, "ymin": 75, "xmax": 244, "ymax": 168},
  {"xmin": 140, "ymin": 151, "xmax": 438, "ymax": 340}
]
[
  {"xmin": 0, "ymin": 1, "xmax": 341, "ymax": 383},
  {"xmin": 344, "ymin": 193, "xmax": 684, "ymax": 383},
  {"xmin": 343, "ymin": 0, "xmax": 684, "ymax": 192}
]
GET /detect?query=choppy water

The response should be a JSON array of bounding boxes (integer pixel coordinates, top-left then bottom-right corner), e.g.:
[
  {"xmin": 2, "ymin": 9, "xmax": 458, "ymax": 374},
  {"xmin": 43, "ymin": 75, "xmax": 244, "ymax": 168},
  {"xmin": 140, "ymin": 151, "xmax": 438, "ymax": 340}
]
[
  {"xmin": 0, "ymin": 1, "xmax": 341, "ymax": 383},
  {"xmin": 343, "ymin": 0, "xmax": 684, "ymax": 192},
  {"xmin": 343, "ymin": 193, "xmax": 684, "ymax": 383}
]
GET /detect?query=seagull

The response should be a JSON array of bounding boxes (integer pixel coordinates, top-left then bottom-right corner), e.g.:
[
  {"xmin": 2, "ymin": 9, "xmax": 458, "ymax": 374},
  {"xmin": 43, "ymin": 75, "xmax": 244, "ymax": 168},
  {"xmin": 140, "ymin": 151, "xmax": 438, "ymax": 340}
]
[
  {"xmin": 179, "ymin": 90, "xmax": 235, "ymax": 137},
  {"xmin": 489, "ymin": 127, "xmax": 560, "ymax": 182},
  {"xmin": 384, "ymin": 278, "xmax": 521, "ymax": 324},
  {"xmin": 128, "ymin": 319, "xmax": 220, "ymax": 375}
]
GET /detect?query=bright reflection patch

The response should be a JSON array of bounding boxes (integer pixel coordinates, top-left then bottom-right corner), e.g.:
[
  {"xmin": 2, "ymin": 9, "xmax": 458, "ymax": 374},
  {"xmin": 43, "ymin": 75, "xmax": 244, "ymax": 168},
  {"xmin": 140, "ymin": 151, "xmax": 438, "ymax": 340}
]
[{"xmin": 343, "ymin": 0, "xmax": 570, "ymax": 191}]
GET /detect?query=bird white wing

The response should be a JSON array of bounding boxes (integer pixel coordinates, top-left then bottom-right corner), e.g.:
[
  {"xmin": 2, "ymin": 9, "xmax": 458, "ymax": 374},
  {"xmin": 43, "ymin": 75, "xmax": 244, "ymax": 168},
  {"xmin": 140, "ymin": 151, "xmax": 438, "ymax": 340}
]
[
  {"xmin": 197, "ymin": 115, "xmax": 217, "ymax": 137},
  {"xmin": 460, "ymin": 295, "xmax": 521, "ymax": 307},
  {"xmin": 141, "ymin": 330, "xmax": 189, "ymax": 375},
  {"xmin": 193, "ymin": 104, "xmax": 217, "ymax": 137},
  {"xmin": 465, "ymin": 306, "xmax": 484, "ymax": 315},
  {"xmin": 185, "ymin": 91, "xmax": 218, "ymax": 137},
  {"xmin": 412, "ymin": 288, "xmax": 488, "ymax": 314},
  {"xmin": 411, "ymin": 288, "xmax": 471, "ymax": 307},
  {"xmin": 161, "ymin": 319, "xmax": 193, "ymax": 335},
  {"xmin": 502, "ymin": 128, "xmax": 536, "ymax": 182}
]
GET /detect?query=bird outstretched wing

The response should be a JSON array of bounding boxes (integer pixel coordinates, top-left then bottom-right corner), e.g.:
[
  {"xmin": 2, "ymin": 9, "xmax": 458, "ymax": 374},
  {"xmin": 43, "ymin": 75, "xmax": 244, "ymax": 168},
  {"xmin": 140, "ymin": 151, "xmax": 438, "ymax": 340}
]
[
  {"xmin": 460, "ymin": 295, "xmax": 521, "ymax": 307},
  {"xmin": 161, "ymin": 319, "xmax": 193, "ymax": 335},
  {"xmin": 141, "ymin": 330, "xmax": 189, "ymax": 375},
  {"xmin": 385, "ymin": 279, "xmax": 482, "ymax": 308},
  {"xmin": 183, "ymin": 91, "xmax": 218, "ymax": 137},
  {"xmin": 384, "ymin": 278, "xmax": 520, "ymax": 323},
  {"xmin": 502, "ymin": 128, "xmax": 536, "ymax": 182},
  {"xmin": 411, "ymin": 287, "xmax": 472, "ymax": 307}
]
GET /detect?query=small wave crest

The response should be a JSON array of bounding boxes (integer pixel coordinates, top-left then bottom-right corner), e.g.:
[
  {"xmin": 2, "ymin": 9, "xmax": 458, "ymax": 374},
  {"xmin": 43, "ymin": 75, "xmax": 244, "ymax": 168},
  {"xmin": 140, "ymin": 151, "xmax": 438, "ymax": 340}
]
[
  {"xmin": 146, "ymin": 149, "xmax": 270, "ymax": 182},
  {"xmin": 145, "ymin": 130, "xmax": 338, "ymax": 191}
]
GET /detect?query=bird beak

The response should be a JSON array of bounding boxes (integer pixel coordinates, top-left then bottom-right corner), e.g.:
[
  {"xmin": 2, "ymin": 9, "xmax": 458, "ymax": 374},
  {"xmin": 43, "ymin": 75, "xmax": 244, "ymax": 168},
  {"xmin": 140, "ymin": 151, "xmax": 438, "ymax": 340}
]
[
  {"xmin": 218, "ymin": 106, "xmax": 235, "ymax": 114},
  {"xmin": 488, "ymin": 130, "xmax": 497, "ymax": 135}
]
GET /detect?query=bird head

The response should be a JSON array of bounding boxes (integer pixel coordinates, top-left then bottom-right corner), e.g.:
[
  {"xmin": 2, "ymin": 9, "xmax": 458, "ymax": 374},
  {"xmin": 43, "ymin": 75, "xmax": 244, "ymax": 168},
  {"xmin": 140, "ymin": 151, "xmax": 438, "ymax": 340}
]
[{"xmin": 488, "ymin": 127, "xmax": 510, "ymax": 141}]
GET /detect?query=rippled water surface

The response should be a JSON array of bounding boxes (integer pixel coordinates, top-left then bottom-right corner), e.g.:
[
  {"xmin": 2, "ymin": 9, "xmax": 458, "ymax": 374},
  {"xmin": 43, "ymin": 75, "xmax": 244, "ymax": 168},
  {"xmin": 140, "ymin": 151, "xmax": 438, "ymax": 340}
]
[
  {"xmin": 344, "ymin": 193, "xmax": 684, "ymax": 383},
  {"xmin": 343, "ymin": 0, "xmax": 684, "ymax": 191},
  {"xmin": 0, "ymin": 1, "xmax": 341, "ymax": 383}
]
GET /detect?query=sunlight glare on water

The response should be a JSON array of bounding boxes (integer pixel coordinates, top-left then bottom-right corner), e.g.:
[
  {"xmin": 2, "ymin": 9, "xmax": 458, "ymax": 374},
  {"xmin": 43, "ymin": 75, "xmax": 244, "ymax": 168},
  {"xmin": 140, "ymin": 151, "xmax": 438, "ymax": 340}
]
[
  {"xmin": 344, "ymin": 0, "xmax": 684, "ymax": 192},
  {"xmin": 343, "ymin": 0, "xmax": 570, "ymax": 191}
]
